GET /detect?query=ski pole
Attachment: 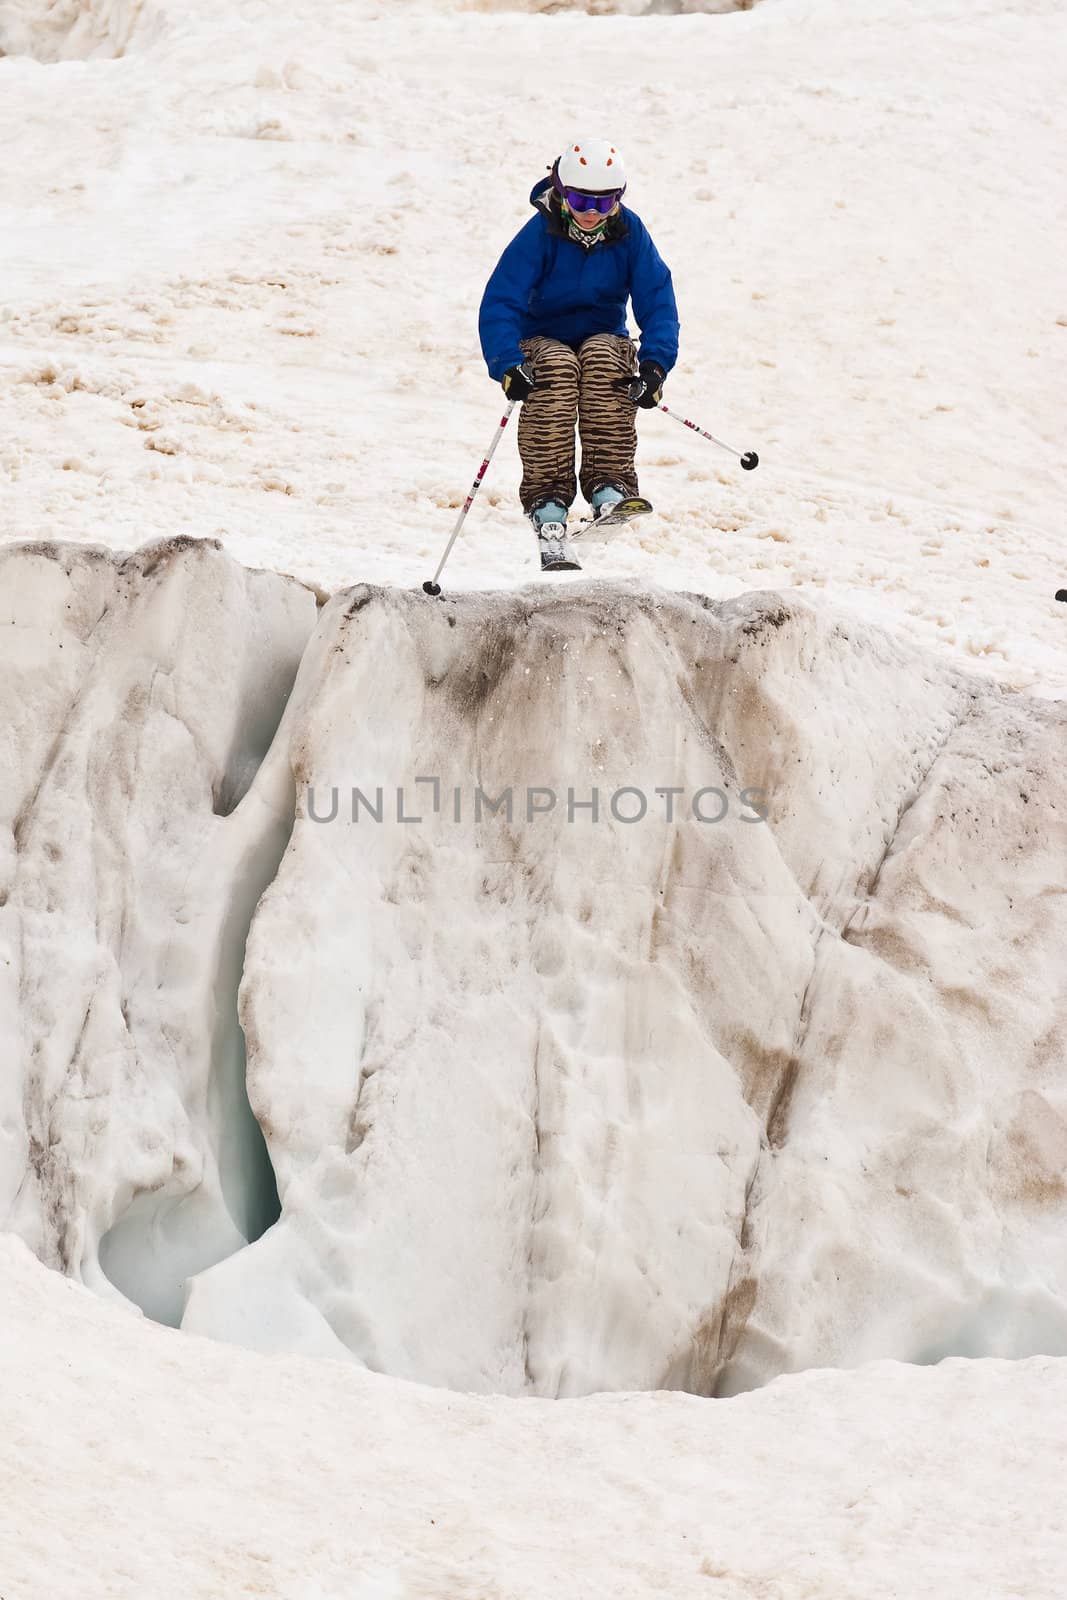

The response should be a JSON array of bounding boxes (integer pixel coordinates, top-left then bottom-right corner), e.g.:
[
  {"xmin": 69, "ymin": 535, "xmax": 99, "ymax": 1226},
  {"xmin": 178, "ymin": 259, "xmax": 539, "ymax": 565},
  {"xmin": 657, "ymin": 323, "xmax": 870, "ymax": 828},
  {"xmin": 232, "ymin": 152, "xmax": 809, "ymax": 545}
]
[
  {"xmin": 423, "ymin": 403, "xmax": 516, "ymax": 596},
  {"xmin": 658, "ymin": 402, "xmax": 759, "ymax": 471}
]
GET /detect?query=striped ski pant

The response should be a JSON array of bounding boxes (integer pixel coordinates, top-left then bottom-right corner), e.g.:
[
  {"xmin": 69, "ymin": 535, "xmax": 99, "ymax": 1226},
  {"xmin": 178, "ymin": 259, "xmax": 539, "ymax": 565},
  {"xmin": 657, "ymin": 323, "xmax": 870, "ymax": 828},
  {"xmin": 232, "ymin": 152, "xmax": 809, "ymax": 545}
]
[{"xmin": 517, "ymin": 333, "xmax": 640, "ymax": 514}]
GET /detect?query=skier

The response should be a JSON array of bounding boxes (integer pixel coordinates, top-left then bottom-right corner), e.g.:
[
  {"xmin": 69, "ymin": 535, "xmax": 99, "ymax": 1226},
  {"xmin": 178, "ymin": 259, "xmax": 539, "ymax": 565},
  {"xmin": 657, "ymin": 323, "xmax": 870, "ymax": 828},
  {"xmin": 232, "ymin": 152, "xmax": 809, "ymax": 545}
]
[{"xmin": 478, "ymin": 136, "xmax": 680, "ymax": 572}]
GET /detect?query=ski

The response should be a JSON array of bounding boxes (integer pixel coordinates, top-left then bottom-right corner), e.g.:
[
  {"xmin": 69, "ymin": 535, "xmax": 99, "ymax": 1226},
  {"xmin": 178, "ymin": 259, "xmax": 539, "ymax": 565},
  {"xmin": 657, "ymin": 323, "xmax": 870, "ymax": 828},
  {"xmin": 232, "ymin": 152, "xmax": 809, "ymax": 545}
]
[{"xmin": 574, "ymin": 496, "xmax": 654, "ymax": 540}]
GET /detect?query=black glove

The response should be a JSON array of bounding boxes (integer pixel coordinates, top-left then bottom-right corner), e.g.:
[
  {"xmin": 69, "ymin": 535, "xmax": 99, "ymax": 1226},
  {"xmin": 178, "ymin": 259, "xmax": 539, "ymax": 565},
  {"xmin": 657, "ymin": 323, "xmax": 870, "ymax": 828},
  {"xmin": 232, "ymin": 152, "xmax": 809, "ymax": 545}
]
[
  {"xmin": 501, "ymin": 361, "xmax": 537, "ymax": 403},
  {"xmin": 615, "ymin": 360, "xmax": 666, "ymax": 409}
]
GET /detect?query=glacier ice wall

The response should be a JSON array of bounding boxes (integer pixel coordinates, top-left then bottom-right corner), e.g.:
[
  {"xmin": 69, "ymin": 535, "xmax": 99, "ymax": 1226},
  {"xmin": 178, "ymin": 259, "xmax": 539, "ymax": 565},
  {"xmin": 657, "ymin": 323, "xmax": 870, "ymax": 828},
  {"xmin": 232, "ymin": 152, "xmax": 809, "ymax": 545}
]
[
  {"xmin": 0, "ymin": 537, "xmax": 317, "ymax": 1325},
  {"xmin": 176, "ymin": 574, "xmax": 1066, "ymax": 1396},
  {"xmin": 2, "ymin": 541, "xmax": 1064, "ymax": 1392}
]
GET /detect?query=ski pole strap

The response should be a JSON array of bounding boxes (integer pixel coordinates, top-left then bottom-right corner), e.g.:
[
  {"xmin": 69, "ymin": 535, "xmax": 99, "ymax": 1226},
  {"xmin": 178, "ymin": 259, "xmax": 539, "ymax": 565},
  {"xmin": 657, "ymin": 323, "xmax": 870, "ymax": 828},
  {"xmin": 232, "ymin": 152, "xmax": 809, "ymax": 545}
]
[
  {"xmin": 424, "ymin": 402, "xmax": 516, "ymax": 594},
  {"xmin": 658, "ymin": 403, "xmax": 758, "ymax": 470}
]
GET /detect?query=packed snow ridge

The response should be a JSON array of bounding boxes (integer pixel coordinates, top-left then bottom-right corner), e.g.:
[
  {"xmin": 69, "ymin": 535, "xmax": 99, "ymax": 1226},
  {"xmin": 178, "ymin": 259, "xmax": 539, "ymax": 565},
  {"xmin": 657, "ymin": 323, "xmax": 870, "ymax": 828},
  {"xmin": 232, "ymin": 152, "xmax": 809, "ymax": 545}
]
[
  {"xmin": 466, "ymin": 1, "xmax": 756, "ymax": 15},
  {"xmin": 0, "ymin": 0, "xmax": 160, "ymax": 62},
  {"xmin": 0, "ymin": 0, "xmax": 751, "ymax": 62},
  {"xmin": 2, "ymin": 536, "xmax": 1065, "ymax": 1398}
]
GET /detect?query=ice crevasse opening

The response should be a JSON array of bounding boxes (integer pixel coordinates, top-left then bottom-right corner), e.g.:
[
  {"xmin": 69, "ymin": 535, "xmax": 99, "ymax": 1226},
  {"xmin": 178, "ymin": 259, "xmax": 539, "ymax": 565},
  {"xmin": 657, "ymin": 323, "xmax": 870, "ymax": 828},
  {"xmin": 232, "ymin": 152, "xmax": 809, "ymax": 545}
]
[{"xmin": 1, "ymin": 537, "xmax": 1065, "ymax": 1398}]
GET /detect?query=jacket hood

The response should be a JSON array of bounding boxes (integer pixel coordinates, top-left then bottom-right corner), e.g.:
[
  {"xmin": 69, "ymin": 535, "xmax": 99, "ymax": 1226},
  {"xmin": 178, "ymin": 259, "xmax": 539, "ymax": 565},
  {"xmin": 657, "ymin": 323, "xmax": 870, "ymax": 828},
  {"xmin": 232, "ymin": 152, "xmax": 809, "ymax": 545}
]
[{"xmin": 530, "ymin": 174, "xmax": 554, "ymax": 208}]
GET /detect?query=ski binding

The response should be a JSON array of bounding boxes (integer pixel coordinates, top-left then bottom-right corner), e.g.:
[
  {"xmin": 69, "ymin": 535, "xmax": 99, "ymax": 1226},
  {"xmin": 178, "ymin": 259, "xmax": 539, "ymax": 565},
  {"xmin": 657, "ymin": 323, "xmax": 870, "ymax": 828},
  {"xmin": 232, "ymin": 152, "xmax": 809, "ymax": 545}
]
[{"xmin": 537, "ymin": 521, "xmax": 582, "ymax": 573}]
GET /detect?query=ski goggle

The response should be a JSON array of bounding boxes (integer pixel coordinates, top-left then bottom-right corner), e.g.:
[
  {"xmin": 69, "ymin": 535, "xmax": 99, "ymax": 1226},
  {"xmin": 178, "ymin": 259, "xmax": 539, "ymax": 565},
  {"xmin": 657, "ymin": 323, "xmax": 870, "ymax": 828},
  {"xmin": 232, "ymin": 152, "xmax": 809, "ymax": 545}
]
[{"xmin": 562, "ymin": 187, "xmax": 623, "ymax": 215}]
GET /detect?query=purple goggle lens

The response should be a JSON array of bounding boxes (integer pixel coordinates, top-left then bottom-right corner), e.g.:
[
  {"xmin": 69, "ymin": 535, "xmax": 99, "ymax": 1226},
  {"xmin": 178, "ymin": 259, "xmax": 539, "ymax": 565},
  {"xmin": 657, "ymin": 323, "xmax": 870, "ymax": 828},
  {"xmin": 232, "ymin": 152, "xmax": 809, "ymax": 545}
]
[{"xmin": 563, "ymin": 187, "xmax": 622, "ymax": 215}]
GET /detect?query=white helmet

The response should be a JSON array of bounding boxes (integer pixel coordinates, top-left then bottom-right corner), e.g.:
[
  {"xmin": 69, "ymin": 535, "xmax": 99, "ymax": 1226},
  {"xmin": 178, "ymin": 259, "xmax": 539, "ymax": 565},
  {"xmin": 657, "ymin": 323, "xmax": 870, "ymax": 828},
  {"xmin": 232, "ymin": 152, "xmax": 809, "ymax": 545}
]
[{"xmin": 555, "ymin": 136, "xmax": 626, "ymax": 196}]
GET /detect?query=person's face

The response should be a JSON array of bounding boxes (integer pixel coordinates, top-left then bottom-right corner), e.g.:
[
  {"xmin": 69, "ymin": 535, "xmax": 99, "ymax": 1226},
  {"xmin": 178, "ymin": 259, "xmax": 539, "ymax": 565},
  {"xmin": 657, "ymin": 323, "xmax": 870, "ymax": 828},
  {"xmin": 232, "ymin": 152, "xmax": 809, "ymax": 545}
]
[{"xmin": 568, "ymin": 200, "xmax": 618, "ymax": 231}]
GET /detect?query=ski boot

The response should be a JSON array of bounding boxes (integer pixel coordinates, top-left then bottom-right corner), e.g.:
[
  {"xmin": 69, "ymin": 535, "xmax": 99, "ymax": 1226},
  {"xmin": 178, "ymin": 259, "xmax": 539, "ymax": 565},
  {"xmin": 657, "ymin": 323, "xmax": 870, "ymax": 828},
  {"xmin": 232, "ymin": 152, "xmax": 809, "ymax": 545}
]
[
  {"xmin": 574, "ymin": 483, "xmax": 654, "ymax": 540},
  {"xmin": 592, "ymin": 483, "xmax": 627, "ymax": 520},
  {"xmin": 529, "ymin": 500, "xmax": 581, "ymax": 573}
]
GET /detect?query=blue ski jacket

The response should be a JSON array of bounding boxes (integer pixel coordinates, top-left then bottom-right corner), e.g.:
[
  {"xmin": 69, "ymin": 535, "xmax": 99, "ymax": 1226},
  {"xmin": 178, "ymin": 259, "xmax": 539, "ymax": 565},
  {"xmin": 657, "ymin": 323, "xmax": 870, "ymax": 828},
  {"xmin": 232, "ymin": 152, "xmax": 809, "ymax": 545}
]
[{"xmin": 479, "ymin": 177, "xmax": 680, "ymax": 383}]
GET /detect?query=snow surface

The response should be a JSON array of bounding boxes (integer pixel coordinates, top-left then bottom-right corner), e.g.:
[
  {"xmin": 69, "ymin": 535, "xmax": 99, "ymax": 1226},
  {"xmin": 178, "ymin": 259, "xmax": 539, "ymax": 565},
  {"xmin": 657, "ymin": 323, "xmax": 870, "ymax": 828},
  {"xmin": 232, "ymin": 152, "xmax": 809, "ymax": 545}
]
[
  {"xmin": 3, "ymin": 1231, "xmax": 1067, "ymax": 1599},
  {"xmin": 1, "ymin": 0, "xmax": 1066, "ymax": 1589},
  {"xmin": 0, "ymin": 0, "xmax": 1064, "ymax": 692}
]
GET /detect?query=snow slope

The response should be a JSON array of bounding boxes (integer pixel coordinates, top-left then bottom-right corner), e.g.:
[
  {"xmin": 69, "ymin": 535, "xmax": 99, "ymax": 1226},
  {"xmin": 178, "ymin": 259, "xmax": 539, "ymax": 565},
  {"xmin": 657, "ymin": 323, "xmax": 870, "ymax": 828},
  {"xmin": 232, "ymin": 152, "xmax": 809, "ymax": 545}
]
[
  {"xmin": 0, "ymin": 0, "xmax": 1064, "ymax": 690},
  {"xmin": 3, "ymin": 1231, "xmax": 1067, "ymax": 1600}
]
